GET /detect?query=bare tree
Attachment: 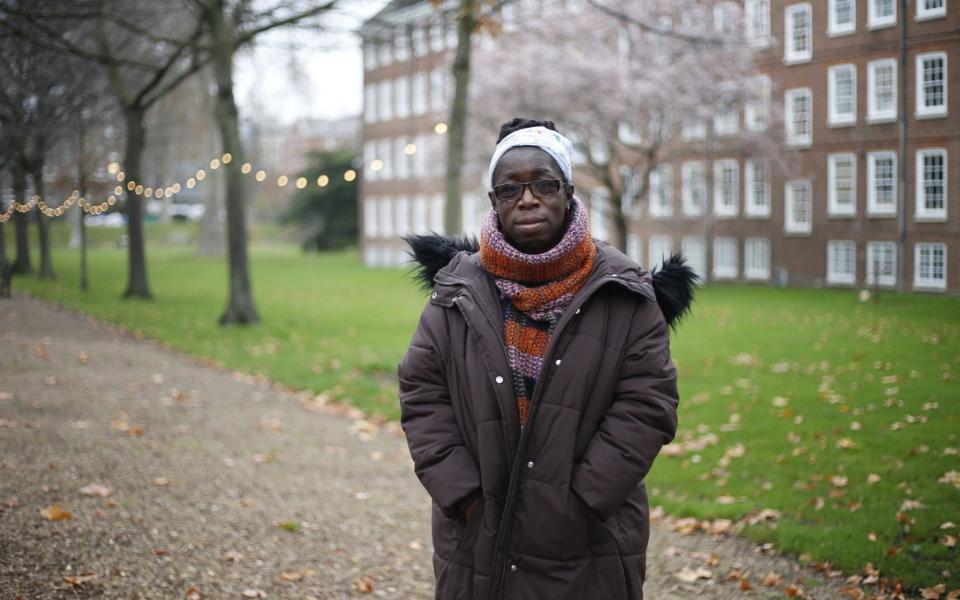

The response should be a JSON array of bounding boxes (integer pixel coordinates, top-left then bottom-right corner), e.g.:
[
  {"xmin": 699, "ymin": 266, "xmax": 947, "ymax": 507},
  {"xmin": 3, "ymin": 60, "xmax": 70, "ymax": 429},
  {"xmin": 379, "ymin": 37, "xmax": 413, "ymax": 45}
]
[{"xmin": 471, "ymin": 0, "xmax": 786, "ymax": 250}]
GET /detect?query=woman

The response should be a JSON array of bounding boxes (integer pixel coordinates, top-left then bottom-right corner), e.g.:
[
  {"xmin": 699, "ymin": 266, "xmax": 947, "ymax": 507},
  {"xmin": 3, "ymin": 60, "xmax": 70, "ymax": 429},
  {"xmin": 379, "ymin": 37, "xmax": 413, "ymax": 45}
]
[{"xmin": 399, "ymin": 118, "xmax": 696, "ymax": 600}]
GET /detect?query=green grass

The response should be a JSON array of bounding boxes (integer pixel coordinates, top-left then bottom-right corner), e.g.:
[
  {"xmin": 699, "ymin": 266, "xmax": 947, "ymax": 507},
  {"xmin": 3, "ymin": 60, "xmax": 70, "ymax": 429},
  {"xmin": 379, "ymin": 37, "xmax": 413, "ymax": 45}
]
[{"xmin": 4, "ymin": 221, "xmax": 959, "ymax": 589}]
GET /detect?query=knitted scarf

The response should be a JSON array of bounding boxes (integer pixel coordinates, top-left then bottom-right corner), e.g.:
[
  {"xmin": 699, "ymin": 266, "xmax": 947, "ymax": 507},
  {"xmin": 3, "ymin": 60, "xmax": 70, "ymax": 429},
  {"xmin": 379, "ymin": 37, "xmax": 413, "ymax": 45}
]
[{"xmin": 479, "ymin": 197, "xmax": 596, "ymax": 428}]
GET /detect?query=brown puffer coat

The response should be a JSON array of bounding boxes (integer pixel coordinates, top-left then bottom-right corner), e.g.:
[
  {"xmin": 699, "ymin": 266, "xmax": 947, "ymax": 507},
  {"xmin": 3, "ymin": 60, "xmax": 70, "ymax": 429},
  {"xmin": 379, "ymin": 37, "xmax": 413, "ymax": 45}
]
[{"xmin": 398, "ymin": 235, "xmax": 695, "ymax": 600}]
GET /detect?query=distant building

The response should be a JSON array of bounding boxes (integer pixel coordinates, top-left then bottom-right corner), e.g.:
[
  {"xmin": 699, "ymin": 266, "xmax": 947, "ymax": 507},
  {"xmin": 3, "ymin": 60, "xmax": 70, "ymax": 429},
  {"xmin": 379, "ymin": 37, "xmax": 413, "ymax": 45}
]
[
  {"xmin": 360, "ymin": 0, "xmax": 958, "ymax": 294},
  {"xmin": 280, "ymin": 116, "xmax": 361, "ymax": 175}
]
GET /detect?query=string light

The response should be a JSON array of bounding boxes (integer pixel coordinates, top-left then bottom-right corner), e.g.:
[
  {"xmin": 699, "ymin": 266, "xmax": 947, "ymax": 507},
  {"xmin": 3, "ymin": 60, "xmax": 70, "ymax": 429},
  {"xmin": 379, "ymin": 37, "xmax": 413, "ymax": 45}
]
[
  {"xmin": 344, "ymin": 170, "xmax": 356, "ymax": 182},
  {"xmin": 296, "ymin": 177, "xmax": 307, "ymax": 189},
  {"xmin": 317, "ymin": 175, "xmax": 329, "ymax": 187}
]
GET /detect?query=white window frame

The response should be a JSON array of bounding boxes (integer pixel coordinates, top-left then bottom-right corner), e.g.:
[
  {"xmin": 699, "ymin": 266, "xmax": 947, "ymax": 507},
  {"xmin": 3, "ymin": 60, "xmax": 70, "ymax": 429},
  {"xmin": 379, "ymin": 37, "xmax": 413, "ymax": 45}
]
[
  {"xmin": 682, "ymin": 118, "xmax": 707, "ymax": 140},
  {"xmin": 915, "ymin": 148, "xmax": 947, "ymax": 221},
  {"xmin": 713, "ymin": 237, "xmax": 739, "ymax": 280},
  {"xmin": 867, "ymin": 151, "xmax": 897, "ymax": 217},
  {"xmin": 648, "ymin": 236, "xmax": 672, "ymax": 271},
  {"xmin": 364, "ymin": 84, "xmax": 377, "ymax": 124},
  {"xmin": 828, "ymin": 0, "xmax": 856, "ymax": 35},
  {"xmin": 626, "ymin": 234, "xmax": 643, "ymax": 266},
  {"xmin": 826, "ymin": 240, "xmax": 857, "ymax": 285},
  {"xmin": 827, "ymin": 153, "xmax": 857, "ymax": 217},
  {"xmin": 681, "ymin": 161, "xmax": 706, "ymax": 217},
  {"xmin": 412, "ymin": 27, "xmax": 428, "ymax": 57},
  {"xmin": 363, "ymin": 197, "xmax": 378, "ymax": 238},
  {"xmin": 363, "ymin": 141, "xmax": 377, "ymax": 182},
  {"xmin": 744, "ymin": 238, "xmax": 771, "ymax": 281},
  {"xmin": 378, "ymin": 139, "xmax": 393, "ymax": 180},
  {"xmin": 649, "ymin": 164, "xmax": 673, "ymax": 219},
  {"xmin": 394, "ymin": 138, "xmax": 409, "ymax": 180},
  {"xmin": 714, "ymin": 106, "xmax": 739, "ymax": 136},
  {"xmin": 866, "ymin": 241, "xmax": 897, "ymax": 286},
  {"xmin": 913, "ymin": 243, "xmax": 947, "ymax": 290},
  {"xmin": 378, "ymin": 79, "xmax": 393, "ymax": 122},
  {"xmin": 430, "ymin": 68, "xmax": 445, "ymax": 112},
  {"xmin": 682, "ymin": 236, "xmax": 706, "ymax": 282},
  {"xmin": 785, "ymin": 87, "xmax": 813, "ymax": 147},
  {"xmin": 412, "ymin": 195, "xmax": 428, "ymax": 234},
  {"xmin": 590, "ymin": 187, "xmax": 610, "ymax": 241},
  {"xmin": 395, "ymin": 30, "xmax": 410, "ymax": 62},
  {"xmin": 867, "ymin": 59, "xmax": 897, "ymax": 123},
  {"xmin": 744, "ymin": 159, "xmax": 771, "ymax": 218},
  {"xmin": 785, "ymin": 179, "xmax": 812, "ymax": 235},
  {"xmin": 364, "ymin": 41, "xmax": 377, "ymax": 71},
  {"xmin": 784, "ymin": 3, "xmax": 812, "ymax": 65},
  {"xmin": 915, "ymin": 52, "xmax": 948, "ymax": 119},
  {"xmin": 429, "ymin": 194, "xmax": 444, "ymax": 234},
  {"xmin": 412, "ymin": 72, "xmax": 427, "ymax": 116},
  {"xmin": 395, "ymin": 196, "xmax": 410, "ymax": 235},
  {"xmin": 377, "ymin": 37, "xmax": 392, "ymax": 67},
  {"xmin": 916, "ymin": 0, "xmax": 946, "ymax": 21},
  {"xmin": 395, "ymin": 75, "xmax": 410, "ymax": 119},
  {"xmin": 379, "ymin": 196, "xmax": 394, "ymax": 238},
  {"xmin": 828, "ymin": 64, "xmax": 857, "ymax": 126},
  {"xmin": 745, "ymin": 75, "xmax": 771, "ymax": 132},
  {"xmin": 745, "ymin": 0, "xmax": 771, "ymax": 48},
  {"xmin": 868, "ymin": 0, "xmax": 897, "ymax": 29},
  {"xmin": 713, "ymin": 159, "xmax": 739, "ymax": 218}
]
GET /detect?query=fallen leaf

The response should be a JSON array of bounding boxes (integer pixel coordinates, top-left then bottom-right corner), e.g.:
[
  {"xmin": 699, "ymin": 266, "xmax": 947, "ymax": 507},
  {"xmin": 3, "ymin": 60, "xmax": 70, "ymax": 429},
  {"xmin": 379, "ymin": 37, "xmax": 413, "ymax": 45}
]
[
  {"xmin": 241, "ymin": 589, "xmax": 266, "ymax": 598},
  {"xmin": 941, "ymin": 521, "xmax": 956, "ymax": 529},
  {"xmin": 867, "ymin": 473, "xmax": 881, "ymax": 485},
  {"xmin": 762, "ymin": 571, "xmax": 782, "ymax": 586},
  {"xmin": 40, "ymin": 504, "xmax": 71, "ymax": 521},
  {"xmin": 63, "ymin": 572, "xmax": 96, "ymax": 586},
  {"xmin": 185, "ymin": 586, "xmax": 202, "ymax": 599},
  {"xmin": 739, "ymin": 579, "xmax": 753, "ymax": 591},
  {"xmin": 279, "ymin": 571, "xmax": 302, "ymax": 581},
  {"xmin": 675, "ymin": 566, "xmax": 712, "ymax": 583},
  {"xmin": 153, "ymin": 477, "xmax": 169, "ymax": 487},
  {"xmin": 353, "ymin": 576, "xmax": 375, "ymax": 593},
  {"xmin": 79, "ymin": 483, "xmax": 111, "ymax": 497},
  {"xmin": 921, "ymin": 584, "xmax": 946, "ymax": 599},
  {"xmin": 222, "ymin": 550, "xmax": 243, "ymax": 562},
  {"xmin": 940, "ymin": 535, "xmax": 957, "ymax": 548}
]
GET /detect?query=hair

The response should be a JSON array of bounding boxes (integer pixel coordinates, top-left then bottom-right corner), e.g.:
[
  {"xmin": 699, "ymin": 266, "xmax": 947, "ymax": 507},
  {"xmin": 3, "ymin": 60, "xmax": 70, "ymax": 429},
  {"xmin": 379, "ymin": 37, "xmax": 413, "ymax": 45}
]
[{"xmin": 496, "ymin": 118, "xmax": 560, "ymax": 143}]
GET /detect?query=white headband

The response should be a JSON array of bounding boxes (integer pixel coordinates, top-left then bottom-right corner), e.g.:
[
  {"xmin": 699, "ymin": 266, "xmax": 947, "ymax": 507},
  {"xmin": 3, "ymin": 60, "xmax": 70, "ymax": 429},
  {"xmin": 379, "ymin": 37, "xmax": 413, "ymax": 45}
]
[{"xmin": 487, "ymin": 126, "xmax": 574, "ymax": 189}]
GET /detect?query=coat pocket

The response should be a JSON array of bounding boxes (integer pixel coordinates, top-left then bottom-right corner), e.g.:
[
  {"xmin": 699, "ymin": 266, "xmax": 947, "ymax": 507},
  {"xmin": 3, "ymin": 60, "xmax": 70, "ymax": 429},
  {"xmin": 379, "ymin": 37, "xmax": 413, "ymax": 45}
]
[{"xmin": 453, "ymin": 500, "xmax": 485, "ymax": 561}]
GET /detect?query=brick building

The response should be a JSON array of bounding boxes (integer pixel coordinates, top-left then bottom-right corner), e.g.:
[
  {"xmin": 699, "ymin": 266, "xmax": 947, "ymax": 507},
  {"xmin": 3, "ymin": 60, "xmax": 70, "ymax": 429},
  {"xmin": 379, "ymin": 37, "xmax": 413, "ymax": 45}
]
[{"xmin": 359, "ymin": 0, "xmax": 957, "ymax": 294}]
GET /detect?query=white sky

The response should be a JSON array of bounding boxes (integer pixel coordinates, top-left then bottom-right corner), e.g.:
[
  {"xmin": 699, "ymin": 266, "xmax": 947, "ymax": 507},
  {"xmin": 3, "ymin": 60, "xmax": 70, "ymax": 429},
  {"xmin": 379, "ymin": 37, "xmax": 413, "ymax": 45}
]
[{"xmin": 234, "ymin": 1, "xmax": 388, "ymax": 125}]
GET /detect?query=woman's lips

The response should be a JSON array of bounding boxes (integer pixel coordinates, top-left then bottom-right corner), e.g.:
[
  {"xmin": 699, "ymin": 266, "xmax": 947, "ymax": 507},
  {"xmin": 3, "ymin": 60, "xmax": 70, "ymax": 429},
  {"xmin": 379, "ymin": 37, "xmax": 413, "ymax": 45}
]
[{"xmin": 515, "ymin": 219, "xmax": 545, "ymax": 233}]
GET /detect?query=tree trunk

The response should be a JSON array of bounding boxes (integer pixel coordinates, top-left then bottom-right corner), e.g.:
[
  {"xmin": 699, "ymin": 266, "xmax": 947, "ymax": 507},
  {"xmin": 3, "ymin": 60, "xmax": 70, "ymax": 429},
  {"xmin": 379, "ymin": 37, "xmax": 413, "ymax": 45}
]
[
  {"xmin": 12, "ymin": 166, "xmax": 31, "ymax": 275},
  {"xmin": 0, "ymin": 171, "xmax": 7, "ymax": 268},
  {"xmin": 79, "ymin": 146, "xmax": 89, "ymax": 291},
  {"xmin": 123, "ymin": 106, "xmax": 152, "ymax": 299},
  {"xmin": 443, "ymin": 0, "xmax": 476, "ymax": 236},
  {"xmin": 210, "ymin": 4, "xmax": 259, "ymax": 325},
  {"xmin": 33, "ymin": 164, "xmax": 56, "ymax": 280}
]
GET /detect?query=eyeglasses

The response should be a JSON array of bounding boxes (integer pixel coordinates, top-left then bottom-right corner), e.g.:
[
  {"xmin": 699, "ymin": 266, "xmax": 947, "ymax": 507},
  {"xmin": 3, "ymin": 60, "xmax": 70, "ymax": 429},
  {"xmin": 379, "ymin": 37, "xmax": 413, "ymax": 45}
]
[{"xmin": 491, "ymin": 179, "xmax": 565, "ymax": 203}]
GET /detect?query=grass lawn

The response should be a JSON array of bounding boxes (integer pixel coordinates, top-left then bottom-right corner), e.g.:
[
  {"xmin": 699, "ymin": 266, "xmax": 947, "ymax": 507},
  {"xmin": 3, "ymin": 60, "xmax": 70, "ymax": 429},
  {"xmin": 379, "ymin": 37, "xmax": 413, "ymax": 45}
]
[{"xmin": 4, "ymin": 221, "xmax": 959, "ymax": 589}]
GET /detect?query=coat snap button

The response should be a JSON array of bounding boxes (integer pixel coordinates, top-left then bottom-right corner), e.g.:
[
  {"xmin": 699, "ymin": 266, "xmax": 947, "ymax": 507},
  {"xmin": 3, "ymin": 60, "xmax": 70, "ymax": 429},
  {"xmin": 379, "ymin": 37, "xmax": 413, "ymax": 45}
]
[
  {"xmin": 610, "ymin": 273, "xmax": 619, "ymax": 278},
  {"xmin": 575, "ymin": 308, "xmax": 581, "ymax": 315},
  {"xmin": 495, "ymin": 375, "xmax": 504, "ymax": 384},
  {"xmin": 510, "ymin": 564, "xmax": 518, "ymax": 572},
  {"xmin": 431, "ymin": 292, "xmax": 438, "ymax": 299},
  {"xmin": 555, "ymin": 359, "xmax": 561, "ymax": 366},
  {"xmin": 527, "ymin": 460, "xmax": 534, "ymax": 469}
]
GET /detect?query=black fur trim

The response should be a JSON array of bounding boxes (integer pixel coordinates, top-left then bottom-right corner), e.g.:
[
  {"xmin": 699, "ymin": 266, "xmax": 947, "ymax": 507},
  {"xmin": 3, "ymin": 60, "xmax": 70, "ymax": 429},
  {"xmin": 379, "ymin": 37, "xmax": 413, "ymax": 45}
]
[
  {"xmin": 403, "ymin": 233, "xmax": 479, "ymax": 291},
  {"xmin": 651, "ymin": 254, "xmax": 699, "ymax": 329}
]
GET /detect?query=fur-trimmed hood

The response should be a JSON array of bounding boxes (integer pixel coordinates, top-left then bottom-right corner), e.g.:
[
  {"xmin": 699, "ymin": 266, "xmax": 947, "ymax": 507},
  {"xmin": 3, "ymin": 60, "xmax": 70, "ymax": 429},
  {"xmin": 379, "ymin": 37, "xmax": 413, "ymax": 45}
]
[{"xmin": 403, "ymin": 233, "xmax": 698, "ymax": 329}]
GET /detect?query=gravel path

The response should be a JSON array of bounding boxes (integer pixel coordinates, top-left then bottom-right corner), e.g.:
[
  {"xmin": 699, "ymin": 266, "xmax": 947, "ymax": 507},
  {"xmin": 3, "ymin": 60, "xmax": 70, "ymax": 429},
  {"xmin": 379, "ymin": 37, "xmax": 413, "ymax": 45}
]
[{"xmin": 0, "ymin": 293, "xmax": 898, "ymax": 599}]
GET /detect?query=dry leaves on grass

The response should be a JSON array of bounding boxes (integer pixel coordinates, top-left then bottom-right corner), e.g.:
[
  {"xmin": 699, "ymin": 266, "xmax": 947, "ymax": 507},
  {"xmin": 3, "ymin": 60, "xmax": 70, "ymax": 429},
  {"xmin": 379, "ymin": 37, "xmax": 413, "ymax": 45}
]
[
  {"xmin": 63, "ymin": 572, "xmax": 96, "ymax": 586},
  {"xmin": 79, "ymin": 483, "xmax": 111, "ymax": 497},
  {"xmin": 674, "ymin": 566, "xmax": 712, "ymax": 583},
  {"xmin": 40, "ymin": 504, "xmax": 71, "ymax": 521},
  {"xmin": 353, "ymin": 576, "xmax": 375, "ymax": 593}
]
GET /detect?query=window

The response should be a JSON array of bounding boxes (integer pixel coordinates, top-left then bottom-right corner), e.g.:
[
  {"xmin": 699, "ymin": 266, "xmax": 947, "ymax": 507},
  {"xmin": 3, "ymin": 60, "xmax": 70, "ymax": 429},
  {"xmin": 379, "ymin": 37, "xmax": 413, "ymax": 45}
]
[
  {"xmin": 714, "ymin": 106, "xmax": 739, "ymax": 136},
  {"xmin": 395, "ymin": 196, "xmax": 410, "ymax": 235},
  {"xmin": 682, "ymin": 162, "xmax": 706, "ymax": 216},
  {"xmin": 682, "ymin": 237, "xmax": 706, "ymax": 281},
  {"xmin": 681, "ymin": 118, "xmax": 707, "ymax": 140},
  {"xmin": 377, "ymin": 37, "xmax": 392, "ymax": 66},
  {"xmin": 867, "ymin": 59, "xmax": 897, "ymax": 122},
  {"xmin": 784, "ymin": 4, "xmax": 812, "ymax": 64},
  {"xmin": 869, "ymin": 0, "xmax": 896, "ymax": 28},
  {"xmin": 916, "ymin": 0, "xmax": 946, "ymax": 20},
  {"xmin": 785, "ymin": 88, "xmax": 812, "ymax": 146},
  {"xmin": 785, "ymin": 179, "xmax": 812, "ymax": 234},
  {"xmin": 713, "ymin": 2, "xmax": 739, "ymax": 34},
  {"xmin": 394, "ymin": 138, "xmax": 409, "ymax": 180},
  {"xmin": 648, "ymin": 236, "xmax": 672, "ymax": 271},
  {"xmin": 745, "ymin": 160, "xmax": 770, "ymax": 218},
  {"xmin": 429, "ymin": 194, "xmax": 444, "ymax": 233},
  {"xmin": 745, "ymin": 0, "xmax": 770, "ymax": 47},
  {"xmin": 714, "ymin": 160, "xmax": 739, "ymax": 217},
  {"xmin": 364, "ymin": 41, "xmax": 377, "ymax": 70},
  {"xmin": 828, "ymin": 64, "xmax": 857, "ymax": 126},
  {"xmin": 618, "ymin": 121, "xmax": 642, "ymax": 145},
  {"xmin": 588, "ymin": 135, "xmax": 609, "ymax": 163},
  {"xmin": 866, "ymin": 241, "xmax": 896, "ymax": 286},
  {"xmin": 914, "ymin": 243, "xmax": 947, "ymax": 290},
  {"xmin": 744, "ymin": 238, "xmax": 771, "ymax": 280},
  {"xmin": 363, "ymin": 243, "xmax": 377, "ymax": 267},
  {"xmin": 412, "ymin": 27, "xmax": 428, "ymax": 57},
  {"xmin": 590, "ymin": 188, "xmax": 610, "ymax": 241},
  {"xmin": 828, "ymin": 153, "xmax": 857, "ymax": 216},
  {"xmin": 364, "ymin": 198, "xmax": 378, "ymax": 237},
  {"xmin": 713, "ymin": 237, "xmax": 739, "ymax": 279},
  {"xmin": 363, "ymin": 141, "xmax": 377, "ymax": 181},
  {"xmin": 412, "ymin": 135, "xmax": 427, "ymax": 178},
  {"xmin": 378, "ymin": 79, "xmax": 393, "ymax": 121},
  {"xmin": 916, "ymin": 148, "xmax": 947, "ymax": 220},
  {"xmin": 827, "ymin": 240, "xmax": 856, "ymax": 285},
  {"xmin": 379, "ymin": 197, "xmax": 394, "ymax": 237},
  {"xmin": 378, "ymin": 139, "xmax": 393, "ymax": 179},
  {"xmin": 395, "ymin": 76, "xmax": 410, "ymax": 119},
  {"xmin": 829, "ymin": 0, "xmax": 855, "ymax": 35},
  {"xmin": 364, "ymin": 84, "xmax": 377, "ymax": 123},
  {"xmin": 916, "ymin": 52, "xmax": 947, "ymax": 118},
  {"xmin": 395, "ymin": 30, "xmax": 410, "ymax": 62},
  {"xmin": 867, "ymin": 151, "xmax": 897, "ymax": 216},
  {"xmin": 412, "ymin": 72, "xmax": 427, "ymax": 115},
  {"xmin": 413, "ymin": 195, "xmax": 428, "ymax": 233},
  {"xmin": 429, "ymin": 25, "xmax": 444, "ymax": 53},
  {"xmin": 627, "ymin": 234, "xmax": 642, "ymax": 265},
  {"xmin": 745, "ymin": 75, "xmax": 771, "ymax": 131},
  {"xmin": 649, "ymin": 164, "xmax": 673, "ymax": 218},
  {"xmin": 430, "ymin": 68, "xmax": 445, "ymax": 112}
]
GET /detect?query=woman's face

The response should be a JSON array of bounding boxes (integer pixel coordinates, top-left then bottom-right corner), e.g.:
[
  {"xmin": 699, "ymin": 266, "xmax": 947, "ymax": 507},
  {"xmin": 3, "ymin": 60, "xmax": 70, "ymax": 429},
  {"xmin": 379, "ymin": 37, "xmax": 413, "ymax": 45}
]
[{"xmin": 488, "ymin": 146, "xmax": 574, "ymax": 254}]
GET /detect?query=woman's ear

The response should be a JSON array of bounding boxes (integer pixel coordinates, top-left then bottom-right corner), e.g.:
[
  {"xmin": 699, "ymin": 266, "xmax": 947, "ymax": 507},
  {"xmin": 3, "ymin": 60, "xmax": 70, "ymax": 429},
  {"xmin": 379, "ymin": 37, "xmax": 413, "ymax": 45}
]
[{"xmin": 488, "ymin": 189, "xmax": 497, "ymax": 210}]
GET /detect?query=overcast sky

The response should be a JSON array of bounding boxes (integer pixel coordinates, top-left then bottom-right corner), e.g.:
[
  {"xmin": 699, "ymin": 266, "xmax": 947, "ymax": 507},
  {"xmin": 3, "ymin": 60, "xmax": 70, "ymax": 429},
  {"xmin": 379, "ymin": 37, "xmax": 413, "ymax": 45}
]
[{"xmin": 234, "ymin": 1, "xmax": 388, "ymax": 125}]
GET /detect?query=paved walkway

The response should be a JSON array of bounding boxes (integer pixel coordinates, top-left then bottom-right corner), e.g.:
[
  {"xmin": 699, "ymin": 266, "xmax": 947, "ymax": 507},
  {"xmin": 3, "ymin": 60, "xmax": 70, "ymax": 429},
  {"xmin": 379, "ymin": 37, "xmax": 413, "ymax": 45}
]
[{"xmin": 0, "ymin": 293, "xmax": 878, "ymax": 598}]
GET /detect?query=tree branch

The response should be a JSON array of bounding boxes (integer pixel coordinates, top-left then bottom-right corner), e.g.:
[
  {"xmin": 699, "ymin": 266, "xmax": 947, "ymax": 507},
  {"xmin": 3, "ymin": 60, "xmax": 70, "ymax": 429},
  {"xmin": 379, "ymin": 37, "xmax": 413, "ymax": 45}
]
[{"xmin": 234, "ymin": 1, "xmax": 337, "ymax": 49}]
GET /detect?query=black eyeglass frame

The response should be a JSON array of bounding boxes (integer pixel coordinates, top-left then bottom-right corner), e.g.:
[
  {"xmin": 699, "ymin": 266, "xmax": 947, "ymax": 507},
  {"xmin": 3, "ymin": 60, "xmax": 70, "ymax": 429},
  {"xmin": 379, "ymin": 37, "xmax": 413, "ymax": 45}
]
[{"xmin": 490, "ymin": 178, "xmax": 572, "ymax": 204}]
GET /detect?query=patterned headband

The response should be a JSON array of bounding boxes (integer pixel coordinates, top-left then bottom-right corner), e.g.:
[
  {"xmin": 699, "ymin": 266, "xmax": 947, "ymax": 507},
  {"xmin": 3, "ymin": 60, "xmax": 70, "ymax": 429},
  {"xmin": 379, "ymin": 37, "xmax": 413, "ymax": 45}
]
[{"xmin": 487, "ymin": 126, "xmax": 574, "ymax": 190}]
